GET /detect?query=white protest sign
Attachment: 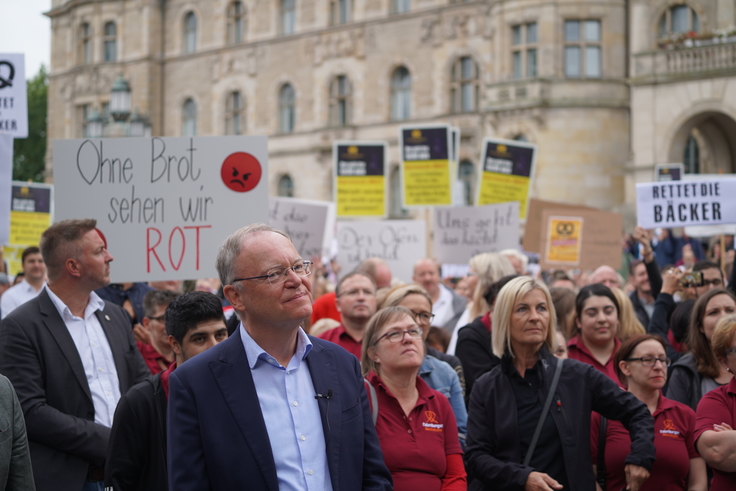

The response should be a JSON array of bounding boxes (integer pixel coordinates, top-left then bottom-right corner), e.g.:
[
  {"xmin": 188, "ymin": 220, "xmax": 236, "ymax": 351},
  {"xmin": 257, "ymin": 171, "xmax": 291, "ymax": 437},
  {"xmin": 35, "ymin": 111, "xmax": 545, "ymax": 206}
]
[
  {"xmin": 0, "ymin": 54, "xmax": 27, "ymax": 138},
  {"xmin": 336, "ymin": 219, "xmax": 426, "ymax": 284},
  {"xmin": 636, "ymin": 178, "xmax": 736, "ymax": 229},
  {"xmin": 0, "ymin": 134, "xmax": 12, "ymax": 244},
  {"xmin": 682, "ymin": 174, "xmax": 736, "ymax": 237},
  {"xmin": 53, "ymin": 136, "xmax": 268, "ymax": 282},
  {"xmin": 269, "ymin": 197, "xmax": 335, "ymax": 259},
  {"xmin": 433, "ymin": 202, "xmax": 519, "ymax": 264}
]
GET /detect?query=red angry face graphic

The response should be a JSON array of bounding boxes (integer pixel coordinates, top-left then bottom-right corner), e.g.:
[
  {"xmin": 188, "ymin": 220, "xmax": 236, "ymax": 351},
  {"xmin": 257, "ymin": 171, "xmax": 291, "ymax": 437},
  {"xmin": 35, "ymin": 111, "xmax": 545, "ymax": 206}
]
[{"xmin": 221, "ymin": 152, "xmax": 262, "ymax": 192}]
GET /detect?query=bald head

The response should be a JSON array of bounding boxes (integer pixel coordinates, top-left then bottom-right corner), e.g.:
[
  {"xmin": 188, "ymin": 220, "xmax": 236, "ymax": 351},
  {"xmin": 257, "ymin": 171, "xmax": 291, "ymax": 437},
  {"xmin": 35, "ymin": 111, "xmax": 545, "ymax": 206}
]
[
  {"xmin": 589, "ymin": 265, "xmax": 620, "ymax": 290},
  {"xmin": 356, "ymin": 257, "xmax": 392, "ymax": 289}
]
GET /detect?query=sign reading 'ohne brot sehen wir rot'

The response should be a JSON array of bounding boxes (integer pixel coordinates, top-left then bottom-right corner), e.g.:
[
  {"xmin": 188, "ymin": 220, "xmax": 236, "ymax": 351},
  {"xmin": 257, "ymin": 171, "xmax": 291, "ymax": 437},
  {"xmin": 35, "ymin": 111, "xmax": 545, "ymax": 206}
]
[{"xmin": 636, "ymin": 178, "xmax": 736, "ymax": 229}]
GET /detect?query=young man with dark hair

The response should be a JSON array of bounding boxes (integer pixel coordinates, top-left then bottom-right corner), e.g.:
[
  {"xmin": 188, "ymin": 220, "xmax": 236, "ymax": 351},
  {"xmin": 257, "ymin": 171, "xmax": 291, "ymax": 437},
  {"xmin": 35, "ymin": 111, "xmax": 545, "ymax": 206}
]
[
  {"xmin": 691, "ymin": 260, "xmax": 725, "ymax": 298},
  {"xmin": 105, "ymin": 291, "xmax": 228, "ymax": 491},
  {"xmin": 137, "ymin": 290, "xmax": 180, "ymax": 374}
]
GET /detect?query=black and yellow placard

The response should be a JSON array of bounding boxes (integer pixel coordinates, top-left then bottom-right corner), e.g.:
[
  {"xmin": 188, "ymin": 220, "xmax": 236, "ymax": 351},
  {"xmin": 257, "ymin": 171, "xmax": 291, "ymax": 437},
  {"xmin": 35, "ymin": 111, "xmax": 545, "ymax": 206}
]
[
  {"xmin": 545, "ymin": 216, "xmax": 583, "ymax": 265},
  {"xmin": 333, "ymin": 142, "xmax": 387, "ymax": 217},
  {"xmin": 478, "ymin": 138, "xmax": 537, "ymax": 219},
  {"xmin": 3, "ymin": 182, "xmax": 53, "ymax": 276},
  {"xmin": 400, "ymin": 125, "xmax": 452, "ymax": 207}
]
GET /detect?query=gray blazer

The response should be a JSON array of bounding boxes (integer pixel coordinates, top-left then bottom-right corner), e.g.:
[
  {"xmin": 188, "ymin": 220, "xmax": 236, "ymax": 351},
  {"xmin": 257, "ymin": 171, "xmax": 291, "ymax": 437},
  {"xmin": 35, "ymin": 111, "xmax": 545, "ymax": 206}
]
[{"xmin": 0, "ymin": 374, "xmax": 34, "ymax": 490}]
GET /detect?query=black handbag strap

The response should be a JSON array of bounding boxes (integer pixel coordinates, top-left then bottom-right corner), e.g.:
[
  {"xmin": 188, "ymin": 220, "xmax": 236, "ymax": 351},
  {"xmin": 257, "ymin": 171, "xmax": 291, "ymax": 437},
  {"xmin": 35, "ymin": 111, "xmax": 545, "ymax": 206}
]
[
  {"xmin": 597, "ymin": 417, "xmax": 608, "ymax": 488},
  {"xmin": 523, "ymin": 359, "xmax": 564, "ymax": 467}
]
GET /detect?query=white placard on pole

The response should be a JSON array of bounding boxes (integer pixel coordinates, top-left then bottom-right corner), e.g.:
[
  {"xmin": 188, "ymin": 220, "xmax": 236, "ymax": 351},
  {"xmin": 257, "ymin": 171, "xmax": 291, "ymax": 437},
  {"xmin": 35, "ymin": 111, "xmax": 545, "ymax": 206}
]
[
  {"xmin": 433, "ymin": 202, "xmax": 519, "ymax": 264},
  {"xmin": 636, "ymin": 178, "xmax": 736, "ymax": 229},
  {"xmin": 335, "ymin": 219, "xmax": 426, "ymax": 284},
  {"xmin": 269, "ymin": 197, "xmax": 335, "ymax": 260},
  {"xmin": 0, "ymin": 54, "xmax": 27, "ymax": 138},
  {"xmin": 53, "ymin": 136, "xmax": 269, "ymax": 282}
]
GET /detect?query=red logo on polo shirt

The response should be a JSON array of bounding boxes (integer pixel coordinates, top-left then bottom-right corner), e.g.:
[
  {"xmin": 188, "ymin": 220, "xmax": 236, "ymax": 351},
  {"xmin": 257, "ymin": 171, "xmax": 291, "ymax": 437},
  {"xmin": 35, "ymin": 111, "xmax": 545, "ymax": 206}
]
[
  {"xmin": 660, "ymin": 419, "xmax": 681, "ymax": 438},
  {"xmin": 422, "ymin": 411, "xmax": 444, "ymax": 432}
]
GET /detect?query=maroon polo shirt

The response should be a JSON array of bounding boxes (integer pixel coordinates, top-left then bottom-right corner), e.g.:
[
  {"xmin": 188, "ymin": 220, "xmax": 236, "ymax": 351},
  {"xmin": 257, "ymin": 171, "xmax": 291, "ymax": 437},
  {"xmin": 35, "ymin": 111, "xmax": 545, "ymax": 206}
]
[
  {"xmin": 136, "ymin": 340, "xmax": 174, "ymax": 375},
  {"xmin": 567, "ymin": 335, "xmax": 621, "ymax": 382},
  {"xmin": 591, "ymin": 394, "xmax": 697, "ymax": 491},
  {"xmin": 366, "ymin": 372, "xmax": 462, "ymax": 491},
  {"xmin": 317, "ymin": 324, "xmax": 363, "ymax": 359},
  {"xmin": 694, "ymin": 377, "xmax": 736, "ymax": 491}
]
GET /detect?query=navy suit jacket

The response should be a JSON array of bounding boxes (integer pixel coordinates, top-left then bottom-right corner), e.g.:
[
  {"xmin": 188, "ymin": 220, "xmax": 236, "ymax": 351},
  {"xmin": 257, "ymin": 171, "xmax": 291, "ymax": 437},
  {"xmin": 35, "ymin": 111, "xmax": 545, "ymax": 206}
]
[{"xmin": 167, "ymin": 327, "xmax": 393, "ymax": 491}]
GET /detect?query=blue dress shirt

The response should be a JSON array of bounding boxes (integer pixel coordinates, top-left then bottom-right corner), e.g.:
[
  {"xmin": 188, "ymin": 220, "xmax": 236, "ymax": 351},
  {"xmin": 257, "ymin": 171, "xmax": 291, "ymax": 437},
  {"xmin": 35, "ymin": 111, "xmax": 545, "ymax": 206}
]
[{"xmin": 240, "ymin": 324, "xmax": 334, "ymax": 491}]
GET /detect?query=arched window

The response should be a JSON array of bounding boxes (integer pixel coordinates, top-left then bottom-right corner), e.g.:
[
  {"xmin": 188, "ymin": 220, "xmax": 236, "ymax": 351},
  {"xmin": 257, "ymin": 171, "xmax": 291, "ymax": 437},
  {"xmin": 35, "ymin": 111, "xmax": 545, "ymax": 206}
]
[
  {"xmin": 659, "ymin": 5, "xmax": 699, "ymax": 38},
  {"xmin": 684, "ymin": 135, "xmax": 699, "ymax": 174},
  {"xmin": 458, "ymin": 160, "xmax": 476, "ymax": 205},
  {"xmin": 103, "ymin": 22, "xmax": 117, "ymax": 62},
  {"xmin": 79, "ymin": 23, "xmax": 92, "ymax": 64},
  {"xmin": 281, "ymin": 0, "xmax": 296, "ymax": 35},
  {"xmin": 226, "ymin": 91, "xmax": 244, "ymax": 135},
  {"xmin": 278, "ymin": 174, "xmax": 294, "ymax": 197},
  {"xmin": 184, "ymin": 12, "xmax": 197, "ymax": 53},
  {"xmin": 329, "ymin": 76, "xmax": 351, "ymax": 127},
  {"xmin": 182, "ymin": 99, "xmax": 197, "ymax": 136},
  {"xmin": 279, "ymin": 84, "xmax": 296, "ymax": 133},
  {"xmin": 451, "ymin": 57, "xmax": 479, "ymax": 113},
  {"xmin": 227, "ymin": 2, "xmax": 246, "ymax": 44},
  {"xmin": 391, "ymin": 67, "xmax": 411, "ymax": 121}
]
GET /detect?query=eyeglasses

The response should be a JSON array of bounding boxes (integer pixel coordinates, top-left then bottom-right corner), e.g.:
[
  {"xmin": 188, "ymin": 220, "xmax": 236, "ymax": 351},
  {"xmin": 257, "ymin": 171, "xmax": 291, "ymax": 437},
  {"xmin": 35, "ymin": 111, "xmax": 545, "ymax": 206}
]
[
  {"xmin": 625, "ymin": 356, "xmax": 671, "ymax": 367},
  {"xmin": 703, "ymin": 279, "xmax": 723, "ymax": 287},
  {"xmin": 376, "ymin": 328, "xmax": 423, "ymax": 344},
  {"xmin": 410, "ymin": 310, "xmax": 435, "ymax": 326},
  {"xmin": 231, "ymin": 260, "xmax": 312, "ymax": 286}
]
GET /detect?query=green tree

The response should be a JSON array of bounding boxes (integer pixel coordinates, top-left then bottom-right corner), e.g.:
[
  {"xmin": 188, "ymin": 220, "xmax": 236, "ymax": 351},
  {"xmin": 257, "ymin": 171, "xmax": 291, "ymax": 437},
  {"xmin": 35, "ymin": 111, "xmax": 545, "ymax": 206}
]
[{"xmin": 12, "ymin": 65, "xmax": 47, "ymax": 182}]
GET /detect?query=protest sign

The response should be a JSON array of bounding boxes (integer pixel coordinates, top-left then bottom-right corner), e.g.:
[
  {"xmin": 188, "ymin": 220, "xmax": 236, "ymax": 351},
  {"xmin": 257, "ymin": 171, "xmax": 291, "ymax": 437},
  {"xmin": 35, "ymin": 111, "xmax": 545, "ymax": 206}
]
[
  {"xmin": 53, "ymin": 136, "xmax": 268, "ymax": 282},
  {"xmin": 636, "ymin": 178, "xmax": 736, "ymax": 229},
  {"xmin": 333, "ymin": 141, "xmax": 387, "ymax": 217},
  {"xmin": 544, "ymin": 216, "xmax": 583, "ymax": 265},
  {"xmin": 477, "ymin": 138, "xmax": 536, "ymax": 219},
  {"xmin": 0, "ymin": 54, "xmax": 27, "ymax": 138},
  {"xmin": 400, "ymin": 125, "xmax": 452, "ymax": 207},
  {"xmin": 433, "ymin": 202, "xmax": 519, "ymax": 264},
  {"xmin": 681, "ymin": 174, "xmax": 736, "ymax": 237},
  {"xmin": 655, "ymin": 163, "xmax": 683, "ymax": 182},
  {"xmin": 2, "ymin": 181, "xmax": 54, "ymax": 276},
  {"xmin": 0, "ymin": 134, "xmax": 11, "ymax": 244},
  {"xmin": 523, "ymin": 199, "xmax": 622, "ymax": 270},
  {"xmin": 336, "ymin": 219, "xmax": 426, "ymax": 283},
  {"xmin": 269, "ymin": 197, "xmax": 335, "ymax": 259}
]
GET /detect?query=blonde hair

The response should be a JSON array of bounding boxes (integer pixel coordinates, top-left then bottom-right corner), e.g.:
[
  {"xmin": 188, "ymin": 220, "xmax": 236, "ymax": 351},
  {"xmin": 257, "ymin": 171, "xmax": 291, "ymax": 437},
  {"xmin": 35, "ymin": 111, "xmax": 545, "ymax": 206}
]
[
  {"xmin": 469, "ymin": 253, "xmax": 516, "ymax": 319},
  {"xmin": 381, "ymin": 284, "xmax": 433, "ymax": 310},
  {"xmin": 361, "ymin": 306, "xmax": 420, "ymax": 376},
  {"xmin": 711, "ymin": 315, "xmax": 736, "ymax": 360},
  {"xmin": 611, "ymin": 288, "xmax": 645, "ymax": 341},
  {"xmin": 492, "ymin": 276, "xmax": 557, "ymax": 358}
]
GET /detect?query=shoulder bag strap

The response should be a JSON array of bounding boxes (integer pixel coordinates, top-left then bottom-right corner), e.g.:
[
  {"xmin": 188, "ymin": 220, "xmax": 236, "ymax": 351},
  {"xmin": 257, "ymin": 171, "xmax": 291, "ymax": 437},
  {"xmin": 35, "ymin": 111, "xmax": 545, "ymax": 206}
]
[
  {"xmin": 365, "ymin": 378, "xmax": 378, "ymax": 425},
  {"xmin": 597, "ymin": 417, "xmax": 608, "ymax": 488},
  {"xmin": 523, "ymin": 359, "xmax": 564, "ymax": 467}
]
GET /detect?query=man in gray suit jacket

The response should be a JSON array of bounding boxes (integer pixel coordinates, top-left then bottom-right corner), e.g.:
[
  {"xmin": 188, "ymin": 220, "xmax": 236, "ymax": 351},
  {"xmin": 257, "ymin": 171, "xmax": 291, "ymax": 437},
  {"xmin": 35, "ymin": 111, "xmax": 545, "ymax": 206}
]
[
  {"xmin": 0, "ymin": 219, "xmax": 150, "ymax": 491},
  {"xmin": 0, "ymin": 374, "xmax": 34, "ymax": 490}
]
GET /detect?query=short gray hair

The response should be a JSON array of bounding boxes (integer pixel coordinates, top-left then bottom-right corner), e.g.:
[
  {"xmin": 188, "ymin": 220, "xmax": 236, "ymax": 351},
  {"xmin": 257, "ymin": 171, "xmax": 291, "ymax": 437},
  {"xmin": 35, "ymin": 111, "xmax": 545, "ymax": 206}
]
[{"xmin": 215, "ymin": 223, "xmax": 290, "ymax": 287}]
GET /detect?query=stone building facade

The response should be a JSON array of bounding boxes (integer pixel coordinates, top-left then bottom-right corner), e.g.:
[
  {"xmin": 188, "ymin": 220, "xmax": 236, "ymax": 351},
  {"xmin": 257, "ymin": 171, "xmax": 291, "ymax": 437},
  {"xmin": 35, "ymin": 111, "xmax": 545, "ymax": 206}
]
[{"xmin": 45, "ymin": 0, "xmax": 736, "ymax": 223}]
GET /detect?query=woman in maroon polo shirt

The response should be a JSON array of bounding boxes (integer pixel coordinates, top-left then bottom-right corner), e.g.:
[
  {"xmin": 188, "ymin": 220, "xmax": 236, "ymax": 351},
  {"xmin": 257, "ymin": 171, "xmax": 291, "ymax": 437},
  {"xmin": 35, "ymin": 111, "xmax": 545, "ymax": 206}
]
[
  {"xmin": 591, "ymin": 334, "xmax": 707, "ymax": 491},
  {"xmin": 568, "ymin": 284, "xmax": 622, "ymax": 381},
  {"xmin": 694, "ymin": 314, "xmax": 736, "ymax": 491},
  {"xmin": 362, "ymin": 306, "xmax": 466, "ymax": 491}
]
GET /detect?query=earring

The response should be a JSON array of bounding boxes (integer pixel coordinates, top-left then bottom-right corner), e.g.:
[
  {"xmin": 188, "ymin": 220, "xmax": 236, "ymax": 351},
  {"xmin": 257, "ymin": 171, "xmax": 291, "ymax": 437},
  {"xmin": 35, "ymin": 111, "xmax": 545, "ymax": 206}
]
[{"xmin": 374, "ymin": 358, "xmax": 380, "ymax": 363}]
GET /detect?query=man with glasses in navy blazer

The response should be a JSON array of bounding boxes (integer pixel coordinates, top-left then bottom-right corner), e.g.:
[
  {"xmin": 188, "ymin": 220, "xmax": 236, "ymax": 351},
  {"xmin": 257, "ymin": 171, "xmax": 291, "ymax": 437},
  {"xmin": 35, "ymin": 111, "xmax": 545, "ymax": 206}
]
[{"xmin": 167, "ymin": 223, "xmax": 392, "ymax": 491}]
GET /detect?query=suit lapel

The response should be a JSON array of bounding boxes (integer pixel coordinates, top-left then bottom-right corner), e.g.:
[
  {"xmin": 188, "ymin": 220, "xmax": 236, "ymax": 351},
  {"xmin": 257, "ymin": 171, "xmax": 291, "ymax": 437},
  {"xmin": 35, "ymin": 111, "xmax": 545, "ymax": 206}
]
[
  {"xmin": 305, "ymin": 341, "xmax": 342, "ymax": 488},
  {"xmin": 37, "ymin": 290, "xmax": 92, "ymax": 402},
  {"xmin": 208, "ymin": 329, "xmax": 279, "ymax": 491},
  {"xmin": 95, "ymin": 306, "xmax": 128, "ymax": 391}
]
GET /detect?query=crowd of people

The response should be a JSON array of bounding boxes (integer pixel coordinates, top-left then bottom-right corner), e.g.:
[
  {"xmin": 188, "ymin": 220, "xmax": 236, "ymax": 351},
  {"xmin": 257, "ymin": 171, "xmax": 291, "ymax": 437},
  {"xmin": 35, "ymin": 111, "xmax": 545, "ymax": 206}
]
[{"xmin": 0, "ymin": 220, "xmax": 734, "ymax": 491}]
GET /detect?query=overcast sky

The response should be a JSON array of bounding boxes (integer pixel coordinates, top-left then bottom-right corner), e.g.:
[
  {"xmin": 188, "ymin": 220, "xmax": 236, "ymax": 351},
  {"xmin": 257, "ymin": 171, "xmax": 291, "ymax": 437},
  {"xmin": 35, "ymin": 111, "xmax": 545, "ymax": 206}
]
[{"xmin": 0, "ymin": 0, "xmax": 51, "ymax": 79}]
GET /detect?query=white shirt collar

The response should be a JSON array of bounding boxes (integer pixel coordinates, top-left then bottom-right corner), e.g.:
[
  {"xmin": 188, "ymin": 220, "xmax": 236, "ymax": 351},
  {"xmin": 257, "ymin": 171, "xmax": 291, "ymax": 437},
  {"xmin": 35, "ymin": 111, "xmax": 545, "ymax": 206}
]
[{"xmin": 45, "ymin": 285, "xmax": 106, "ymax": 320}]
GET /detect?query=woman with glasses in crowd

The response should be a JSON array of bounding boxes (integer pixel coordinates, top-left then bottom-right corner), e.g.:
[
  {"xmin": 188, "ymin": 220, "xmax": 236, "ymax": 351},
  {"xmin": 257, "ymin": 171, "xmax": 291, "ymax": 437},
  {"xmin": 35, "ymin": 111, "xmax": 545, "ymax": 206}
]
[
  {"xmin": 667, "ymin": 288, "xmax": 736, "ymax": 410},
  {"xmin": 382, "ymin": 285, "xmax": 467, "ymax": 446},
  {"xmin": 694, "ymin": 315, "xmax": 736, "ymax": 491},
  {"xmin": 568, "ymin": 284, "xmax": 623, "ymax": 381},
  {"xmin": 362, "ymin": 306, "xmax": 466, "ymax": 491},
  {"xmin": 591, "ymin": 334, "xmax": 707, "ymax": 491},
  {"xmin": 465, "ymin": 277, "xmax": 654, "ymax": 491}
]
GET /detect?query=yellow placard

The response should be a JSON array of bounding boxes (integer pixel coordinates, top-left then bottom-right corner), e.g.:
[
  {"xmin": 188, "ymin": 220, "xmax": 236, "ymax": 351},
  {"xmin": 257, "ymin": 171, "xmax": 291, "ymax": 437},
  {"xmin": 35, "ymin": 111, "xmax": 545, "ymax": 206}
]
[
  {"xmin": 545, "ymin": 216, "xmax": 583, "ymax": 265},
  {"xmin": 403, "ymin": 160, "xmax": 452, "ymax": 206},
  {"xmin": 478, "ymin": 173, "xmax": 531, "ymax": 218},
  {"xmin": 9, "ymin": 211, "xmax": 51, "ymax": 246},
  {"xmin": 336, "ymin": 176, "xmax": 385, "ymax": 216}
]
